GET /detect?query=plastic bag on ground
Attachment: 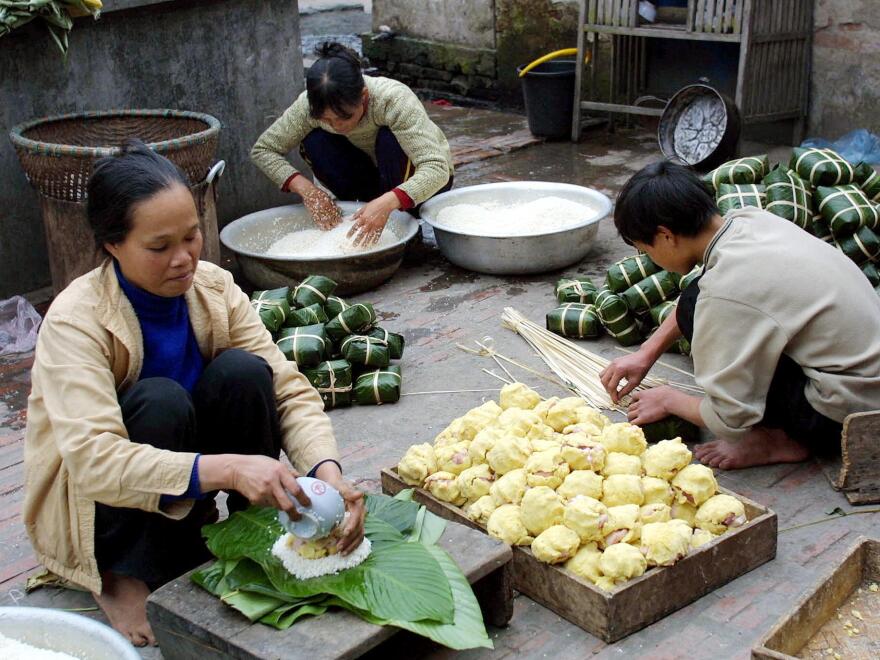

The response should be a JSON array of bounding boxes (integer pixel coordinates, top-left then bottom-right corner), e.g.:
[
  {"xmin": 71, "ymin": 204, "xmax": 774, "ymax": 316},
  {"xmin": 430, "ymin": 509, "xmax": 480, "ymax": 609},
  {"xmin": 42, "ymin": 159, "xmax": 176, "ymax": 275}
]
[
  {"xmin": 802, "ymin": 129, "xmax": 880, "ymax": 165},
  {"xmin": 0, "ymin": 296, "xmax": 42, "ymax": 356}
]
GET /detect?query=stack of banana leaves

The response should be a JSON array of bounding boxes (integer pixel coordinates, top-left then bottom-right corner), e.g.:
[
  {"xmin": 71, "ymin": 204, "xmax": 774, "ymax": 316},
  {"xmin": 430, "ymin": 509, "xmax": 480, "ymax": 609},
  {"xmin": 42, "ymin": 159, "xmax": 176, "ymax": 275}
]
[
  {"xmin": 193, "ymin": 491, "xmax": 492, "ymax": 649},
  {"xmin": 250, "ymin": 275, "xmax": 406, "ymax": 409},
  {"xmin": 547, "ymin": 257, "xmax": 699, "ymax": 355},
  {"xmin": 1, "ymin": 1, "xmax": 102, "ymax": 55}
]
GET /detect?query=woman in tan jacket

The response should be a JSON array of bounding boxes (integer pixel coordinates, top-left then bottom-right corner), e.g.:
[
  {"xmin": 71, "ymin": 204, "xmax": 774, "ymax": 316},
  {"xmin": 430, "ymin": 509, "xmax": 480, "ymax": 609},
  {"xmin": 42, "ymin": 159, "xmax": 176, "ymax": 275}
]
[{"xmin": 23, "ymin": 141, "xmax": 365, "ymax": 647}]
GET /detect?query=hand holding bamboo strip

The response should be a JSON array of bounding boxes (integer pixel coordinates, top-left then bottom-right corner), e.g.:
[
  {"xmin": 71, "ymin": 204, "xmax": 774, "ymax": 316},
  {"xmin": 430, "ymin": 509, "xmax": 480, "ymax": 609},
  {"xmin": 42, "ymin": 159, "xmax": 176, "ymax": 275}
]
[{"xmin": 501, "ymin": 307, "xmax": 703, "ymax": 413}]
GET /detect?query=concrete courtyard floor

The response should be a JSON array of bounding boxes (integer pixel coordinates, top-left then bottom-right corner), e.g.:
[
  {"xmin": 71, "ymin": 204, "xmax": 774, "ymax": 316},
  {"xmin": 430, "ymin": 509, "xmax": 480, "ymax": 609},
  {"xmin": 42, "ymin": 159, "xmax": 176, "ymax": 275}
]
[{"xmin": 1, "ymin": 100, "xmax": 877, "ymax": 660}]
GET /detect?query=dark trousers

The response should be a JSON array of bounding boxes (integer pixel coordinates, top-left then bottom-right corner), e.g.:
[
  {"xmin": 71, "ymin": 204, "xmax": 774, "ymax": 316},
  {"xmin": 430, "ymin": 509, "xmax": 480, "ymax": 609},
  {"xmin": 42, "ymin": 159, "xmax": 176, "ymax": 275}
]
[
  {"xmin": 300, "ymin": 127, "xmax": 453, "ymax": 217},
  {"xmin": 676, "ymin": 277, "xmax": 841, "ymax": 454},
  {"xmin": 94, "ymin": 349, "xmax": 283, "ymax": 589}
]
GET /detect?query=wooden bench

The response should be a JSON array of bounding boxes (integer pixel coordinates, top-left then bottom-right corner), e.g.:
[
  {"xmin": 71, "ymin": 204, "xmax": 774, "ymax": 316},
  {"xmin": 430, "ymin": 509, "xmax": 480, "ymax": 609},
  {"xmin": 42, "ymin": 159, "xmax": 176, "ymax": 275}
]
[{"xmin": 146, "ymin": 521, "xmax": 513, "ymax": 660}]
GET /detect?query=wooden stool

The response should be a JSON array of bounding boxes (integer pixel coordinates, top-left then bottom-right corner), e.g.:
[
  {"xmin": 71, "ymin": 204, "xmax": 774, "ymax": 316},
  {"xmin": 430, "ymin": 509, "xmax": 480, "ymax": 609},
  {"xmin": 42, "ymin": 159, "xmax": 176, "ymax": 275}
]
[
  {"xmin": 146, "ymin": 520, "xmax": 513, "ymax": 660},
  {"xmin": 818, "ymin": 411, "xmax": 880, "ymax": 505}
]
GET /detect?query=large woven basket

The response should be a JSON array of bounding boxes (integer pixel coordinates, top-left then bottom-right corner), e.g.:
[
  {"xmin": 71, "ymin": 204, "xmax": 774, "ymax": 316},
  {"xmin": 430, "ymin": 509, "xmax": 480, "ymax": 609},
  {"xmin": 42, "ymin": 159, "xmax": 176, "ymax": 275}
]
[{"xmin": 9, "ymin": 109, "xmax": 221, "ymax": 202}]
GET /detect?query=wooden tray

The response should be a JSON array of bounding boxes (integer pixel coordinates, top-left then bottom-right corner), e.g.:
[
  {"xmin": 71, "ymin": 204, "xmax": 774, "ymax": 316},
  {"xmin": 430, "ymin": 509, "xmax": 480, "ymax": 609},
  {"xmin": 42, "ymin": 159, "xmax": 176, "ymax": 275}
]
[
  {"xmin": 147, "ymin": 520, "xmax": 513, "ymax": 660},
  {"xmin": 382, "ymin": 467, "xmax": 778, "ymax": 643},
  {"xmin": 753, "ymin": 536, "xmax": 879, "ymax": 659}
]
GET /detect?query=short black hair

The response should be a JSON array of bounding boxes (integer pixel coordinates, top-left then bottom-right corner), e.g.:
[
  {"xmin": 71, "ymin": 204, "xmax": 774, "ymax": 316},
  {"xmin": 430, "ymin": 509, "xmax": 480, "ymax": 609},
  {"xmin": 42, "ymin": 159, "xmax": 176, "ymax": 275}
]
[
  {"xmin": 87, "ymin": 139, "xmax": 191, "ymax": 251},
  {"xmin": 614, "ymin": 161, "xmax": 719, "ymax": 245},
  {"xmin": 306, "ymin": 42, "xmax": 365, "ymax": 120}
]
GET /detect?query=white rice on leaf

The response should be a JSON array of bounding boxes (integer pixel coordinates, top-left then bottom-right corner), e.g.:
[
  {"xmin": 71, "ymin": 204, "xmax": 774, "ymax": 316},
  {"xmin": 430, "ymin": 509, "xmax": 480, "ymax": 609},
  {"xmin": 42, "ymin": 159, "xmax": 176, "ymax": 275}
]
[{"xmin": 272, "ymin": 533, "xmax": 372, "ymax": 580}]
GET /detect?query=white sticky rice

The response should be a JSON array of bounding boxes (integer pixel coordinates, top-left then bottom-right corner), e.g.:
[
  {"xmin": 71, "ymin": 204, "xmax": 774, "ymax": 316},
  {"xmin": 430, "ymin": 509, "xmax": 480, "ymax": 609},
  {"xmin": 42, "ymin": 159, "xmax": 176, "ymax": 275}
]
[
  {"xmin": 272, "ymin": 533, "xmax": 372, "ymax": 580},
  {"xmin": 435, "ymin": 195, "xmax": 596, "ymax": 237},
  {"xmin": 265, "ymin": 217, "xmax": 399, "ymax": 258},
  {"xmin": 0, "ymin": 632, "xmax": 80, "ymax": 660}
]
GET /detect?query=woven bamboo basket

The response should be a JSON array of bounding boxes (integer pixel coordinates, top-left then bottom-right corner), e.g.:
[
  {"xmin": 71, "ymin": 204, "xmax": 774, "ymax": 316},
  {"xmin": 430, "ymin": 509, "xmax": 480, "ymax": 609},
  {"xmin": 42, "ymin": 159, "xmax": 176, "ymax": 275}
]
[{"xmin": 9, "ymin": 109, "xmax": 221, "ymax": 201}]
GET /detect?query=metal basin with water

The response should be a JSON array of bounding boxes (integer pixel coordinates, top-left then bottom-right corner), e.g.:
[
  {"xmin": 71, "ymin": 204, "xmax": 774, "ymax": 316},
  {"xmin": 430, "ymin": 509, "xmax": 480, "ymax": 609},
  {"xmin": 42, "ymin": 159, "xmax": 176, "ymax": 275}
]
[
  {"xmin": 0, "ymin": 607, "xmax": 140, "ymax": 659},
  {"xmin": 220, "ymin": 202, "xmax": 419, "ymax": 295},
  {"xmin": 419, "ymin": 182, "xmax": 612, "ymax": 275}
]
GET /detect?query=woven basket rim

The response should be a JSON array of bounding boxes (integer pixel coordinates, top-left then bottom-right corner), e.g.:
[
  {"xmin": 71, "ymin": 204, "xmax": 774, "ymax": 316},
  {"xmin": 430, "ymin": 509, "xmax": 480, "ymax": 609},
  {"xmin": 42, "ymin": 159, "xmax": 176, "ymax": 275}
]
[{"xmin": 9, "ymin": 109, "xmax": 221, "ymax": 158}]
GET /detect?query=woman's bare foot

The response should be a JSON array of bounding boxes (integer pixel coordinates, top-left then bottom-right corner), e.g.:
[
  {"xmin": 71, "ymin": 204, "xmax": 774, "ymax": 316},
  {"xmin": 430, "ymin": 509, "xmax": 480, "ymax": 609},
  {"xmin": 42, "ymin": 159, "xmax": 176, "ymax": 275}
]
[
  {"xmin": 693, "ymin": 426, "xmax": 811, "ymax": 470},
  {"xmin": 93, "ymin": 572, "xmax": 156, "ymax": 647}
]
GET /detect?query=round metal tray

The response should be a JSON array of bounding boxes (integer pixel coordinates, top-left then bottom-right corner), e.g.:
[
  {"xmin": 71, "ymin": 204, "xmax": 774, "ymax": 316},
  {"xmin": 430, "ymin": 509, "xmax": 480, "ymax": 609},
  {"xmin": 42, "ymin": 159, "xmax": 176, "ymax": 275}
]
[
  {"xmin": 0, "ymin": 607, "xmax": 140, "ymax": 659},
  {"xmin": 220, "ymin": 202, "xmax": 419, "ymax": 295},
  {"xmin": 419, "ymin": 182, "xmax": 612, "ymax": 275}
]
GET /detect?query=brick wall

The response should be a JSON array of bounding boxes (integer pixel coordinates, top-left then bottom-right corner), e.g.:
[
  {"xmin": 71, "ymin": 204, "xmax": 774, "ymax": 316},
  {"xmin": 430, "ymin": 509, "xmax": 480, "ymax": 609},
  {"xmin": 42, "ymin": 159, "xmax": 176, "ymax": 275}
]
[{"xmin": 810, "ymin": 0, "xmax": 880, "ymax": 138}]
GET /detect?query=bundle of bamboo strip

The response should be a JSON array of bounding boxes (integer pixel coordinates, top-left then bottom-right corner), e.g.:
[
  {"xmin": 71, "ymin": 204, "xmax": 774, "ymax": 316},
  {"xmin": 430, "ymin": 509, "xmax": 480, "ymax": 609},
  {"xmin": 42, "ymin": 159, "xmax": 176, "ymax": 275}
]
[{"xmin": 501, "ymin": 307, "xmax": 703, "ymax": 412}]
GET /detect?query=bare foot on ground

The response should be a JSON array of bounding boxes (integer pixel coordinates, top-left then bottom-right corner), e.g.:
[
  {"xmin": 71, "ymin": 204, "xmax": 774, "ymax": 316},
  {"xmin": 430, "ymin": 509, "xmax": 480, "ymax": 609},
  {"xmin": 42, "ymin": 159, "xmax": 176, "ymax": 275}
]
[
  {"xmin": 93, "ymin": 572, "xmax": 156, "ymax": 647},
  {"xmin": 693, "ymin": 426, "xmax": 810, "ymax": 470}
]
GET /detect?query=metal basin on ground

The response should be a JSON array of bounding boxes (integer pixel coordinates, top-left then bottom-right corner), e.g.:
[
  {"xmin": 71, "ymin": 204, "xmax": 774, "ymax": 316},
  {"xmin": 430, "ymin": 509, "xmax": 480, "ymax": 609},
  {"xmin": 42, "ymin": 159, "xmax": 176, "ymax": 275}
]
[
  {"xmin": 419, "ymin": 182, "xmax": 612, "ymax": 275},
  {"xmin": 0, "ymin": 607, "xmax": 140, "ymax": 659},
  {"xmin": 220, "ymin": 202, "xmax": 419, "ymax": 295}
]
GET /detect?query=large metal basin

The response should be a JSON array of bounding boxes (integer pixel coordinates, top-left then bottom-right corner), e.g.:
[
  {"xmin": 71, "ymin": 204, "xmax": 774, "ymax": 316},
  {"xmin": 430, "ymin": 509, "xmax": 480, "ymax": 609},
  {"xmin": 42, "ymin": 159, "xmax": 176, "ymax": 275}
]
[
  {"xmin": 0, "ymin": 606, "xmax": 140, "ymax": 659},
  {"xmin": 220, "ymin": 202, "xmax": 419, "ymax": 295},
  {"xmin": 419, "ymin": 182, "xmax": 611, "ymax": 275}
]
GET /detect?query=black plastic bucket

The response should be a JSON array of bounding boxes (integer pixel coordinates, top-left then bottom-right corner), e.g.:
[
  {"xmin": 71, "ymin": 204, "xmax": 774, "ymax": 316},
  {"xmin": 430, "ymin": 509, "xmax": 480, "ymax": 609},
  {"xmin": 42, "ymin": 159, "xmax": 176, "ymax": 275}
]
[{"xmin": 517, "ymin": 60, "xmax": 576, "ymax": 140}]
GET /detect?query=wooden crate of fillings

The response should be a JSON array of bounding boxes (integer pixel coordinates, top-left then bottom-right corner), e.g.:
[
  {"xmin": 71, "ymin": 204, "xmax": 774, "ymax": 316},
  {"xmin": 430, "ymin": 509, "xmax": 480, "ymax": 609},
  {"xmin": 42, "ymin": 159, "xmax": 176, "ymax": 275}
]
[
  {"xmin": 381, "ymin": 467, "xmax": 777, "ymax": 643},
  {"xmin": 753, "ymin": 536, "xmax": 880, "ymax": 660}
]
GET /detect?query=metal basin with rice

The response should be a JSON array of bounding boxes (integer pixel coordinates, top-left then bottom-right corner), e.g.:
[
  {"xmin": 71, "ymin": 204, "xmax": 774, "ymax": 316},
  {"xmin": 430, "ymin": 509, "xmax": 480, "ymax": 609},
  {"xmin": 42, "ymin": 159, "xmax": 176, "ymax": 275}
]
[
  {"xmin": 419, "ymin": 182, "xmax": 612, "ymax": 275},
  {"xmin": 0, "ymin": 607, "xmax": 140, "ymax": 659},
  {"xmin": 220, "ymin": 202, "xmax": 419, "ymax": 295}
]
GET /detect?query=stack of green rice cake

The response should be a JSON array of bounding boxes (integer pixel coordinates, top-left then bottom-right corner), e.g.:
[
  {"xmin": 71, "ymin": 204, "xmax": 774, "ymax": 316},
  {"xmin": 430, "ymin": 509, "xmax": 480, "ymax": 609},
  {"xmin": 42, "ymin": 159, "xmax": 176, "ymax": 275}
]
[
  {"xmin": 704, "ymin": 149, "xmax": 880, "ymax": 290},
  {"xmin": 250, "ymin": 275, "xmax": 405, "ymax": 408},
  {"xmin": 546, "ymin": 257, "xmax": 699, "ymax": 354}
]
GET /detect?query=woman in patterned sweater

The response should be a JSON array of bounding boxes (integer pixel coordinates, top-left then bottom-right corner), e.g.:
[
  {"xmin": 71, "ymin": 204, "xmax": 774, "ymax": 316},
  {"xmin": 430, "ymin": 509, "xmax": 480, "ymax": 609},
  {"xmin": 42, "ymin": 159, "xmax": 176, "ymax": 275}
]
[{"xmin": 251, "ymin": 42, "xmax": 454, "ymax": 246}]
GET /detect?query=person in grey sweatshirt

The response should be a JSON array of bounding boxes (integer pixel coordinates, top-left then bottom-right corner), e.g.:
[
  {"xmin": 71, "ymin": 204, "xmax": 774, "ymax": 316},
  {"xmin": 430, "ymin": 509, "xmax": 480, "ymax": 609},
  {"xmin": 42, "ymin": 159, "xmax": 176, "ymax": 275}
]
[{"xmin": 600, "ymin": 161, "xmax": 880, "ymax": 469}]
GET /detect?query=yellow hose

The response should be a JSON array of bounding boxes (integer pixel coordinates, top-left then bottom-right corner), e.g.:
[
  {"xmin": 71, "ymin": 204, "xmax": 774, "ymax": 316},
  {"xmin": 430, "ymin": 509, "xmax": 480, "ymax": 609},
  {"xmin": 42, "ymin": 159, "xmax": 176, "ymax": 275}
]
[{"xmin": 518, "ymin": 48, "xmax": 591, "ymax": 77}]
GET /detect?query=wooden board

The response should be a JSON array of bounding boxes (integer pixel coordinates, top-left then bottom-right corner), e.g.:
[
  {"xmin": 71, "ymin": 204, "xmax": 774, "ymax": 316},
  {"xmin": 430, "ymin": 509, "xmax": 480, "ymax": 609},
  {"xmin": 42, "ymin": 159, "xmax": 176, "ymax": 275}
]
[
  {"xmin": 817, "ymin": 411, "xmax": 880, "ymax": 505},
  {"xmin": 382, "ymin": 467, "xmax": 778, "ymax": 643},
  {"xmin": 753, "ymin": 537, "xmax": 880, "ymax": 659},
  {"xmin": 146, "ymin": 520, "xmax": 513, "ymax": 660}
]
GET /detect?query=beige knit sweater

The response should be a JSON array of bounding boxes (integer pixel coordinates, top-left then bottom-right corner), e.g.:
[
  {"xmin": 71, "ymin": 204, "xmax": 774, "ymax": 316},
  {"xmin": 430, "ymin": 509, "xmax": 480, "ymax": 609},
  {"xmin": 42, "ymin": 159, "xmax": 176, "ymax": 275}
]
[{"xmin": 251, "ymin": 76, "xmax": 453, "ymax": 205}]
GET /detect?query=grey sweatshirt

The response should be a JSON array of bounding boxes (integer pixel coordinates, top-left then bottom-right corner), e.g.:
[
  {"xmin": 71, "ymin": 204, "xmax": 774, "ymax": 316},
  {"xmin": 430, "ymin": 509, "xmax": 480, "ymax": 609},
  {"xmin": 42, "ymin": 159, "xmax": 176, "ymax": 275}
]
[{"xmin": 693, "ymin": 207, "xmax": 880, "ymax": 439}]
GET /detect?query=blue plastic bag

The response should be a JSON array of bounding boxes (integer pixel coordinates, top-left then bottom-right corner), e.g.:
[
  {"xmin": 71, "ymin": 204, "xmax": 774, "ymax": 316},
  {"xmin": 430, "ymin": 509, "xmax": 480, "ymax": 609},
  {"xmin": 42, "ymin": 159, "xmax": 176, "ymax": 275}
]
[{"xmin": 802, "ymin": 129, "xmax": 880, "ymax": 165}]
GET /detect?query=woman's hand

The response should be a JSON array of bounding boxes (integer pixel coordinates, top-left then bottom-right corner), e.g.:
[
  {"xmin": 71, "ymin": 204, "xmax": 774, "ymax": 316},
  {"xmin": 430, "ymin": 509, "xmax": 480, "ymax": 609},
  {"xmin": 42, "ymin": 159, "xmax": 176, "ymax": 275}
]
[
  {"xmin": 291, "ymin": 177, "xmax": 342, "ymax": 230},
  {"xmin": 199, "ymin": 454, "xmax": 310, "ymax": 518},
  {"xmin": 315, "ymin": 461, "xmax": 366, "ymax": 555},
  {"xmin": 348, "ymin": 192, "xmax": 400, "ymax": 247},
  {"xmin": 599, "ymin": 349, "xmax": 655, "ymax": 403},
  {"xmin": 627, "ymin": 385, "xmax": 676, "ymax": 425}
]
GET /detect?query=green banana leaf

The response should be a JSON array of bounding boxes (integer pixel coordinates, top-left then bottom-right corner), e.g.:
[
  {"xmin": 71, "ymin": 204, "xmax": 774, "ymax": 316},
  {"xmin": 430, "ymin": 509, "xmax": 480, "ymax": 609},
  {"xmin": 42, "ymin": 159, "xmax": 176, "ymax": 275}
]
[
  {"xmin": 640, "ymin": 415, "xmax": 700, "ymax": 444},
  {"xmin": 202, "ymin": 505, "xmax": 454, "ymax": 625},
  {"xmin": 194, "ymin": 493, "xmax": 490, "ymax": 649},
  {"xmin": 364, "ymin": 489, "xmax": 420, "ymax": 533},
  {"xmin": 352, "ymin": 544, "xmax": 493, "ymax": 650},
  {"xmin": 262, "ymin": 602, "xmax": 330, "ymax": 629}
]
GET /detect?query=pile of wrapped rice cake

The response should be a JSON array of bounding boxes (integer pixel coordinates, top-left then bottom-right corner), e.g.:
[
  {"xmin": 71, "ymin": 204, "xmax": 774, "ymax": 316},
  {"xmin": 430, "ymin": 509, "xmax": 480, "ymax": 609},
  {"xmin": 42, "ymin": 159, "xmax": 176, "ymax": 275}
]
[
  {"xmin": 547, "ymin": 255, "xmax": 697, "ymax": 354},
  {"xmin": 250, "ymin": 275, "xmax": 404, "ymax": 408},
  {"xmin": 396, "ymin": 383, "xmax": 748, "ymax": 591},
  {"xmin": 703, "ymin": 150, "xmax": 880, "ymax": 292}
]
